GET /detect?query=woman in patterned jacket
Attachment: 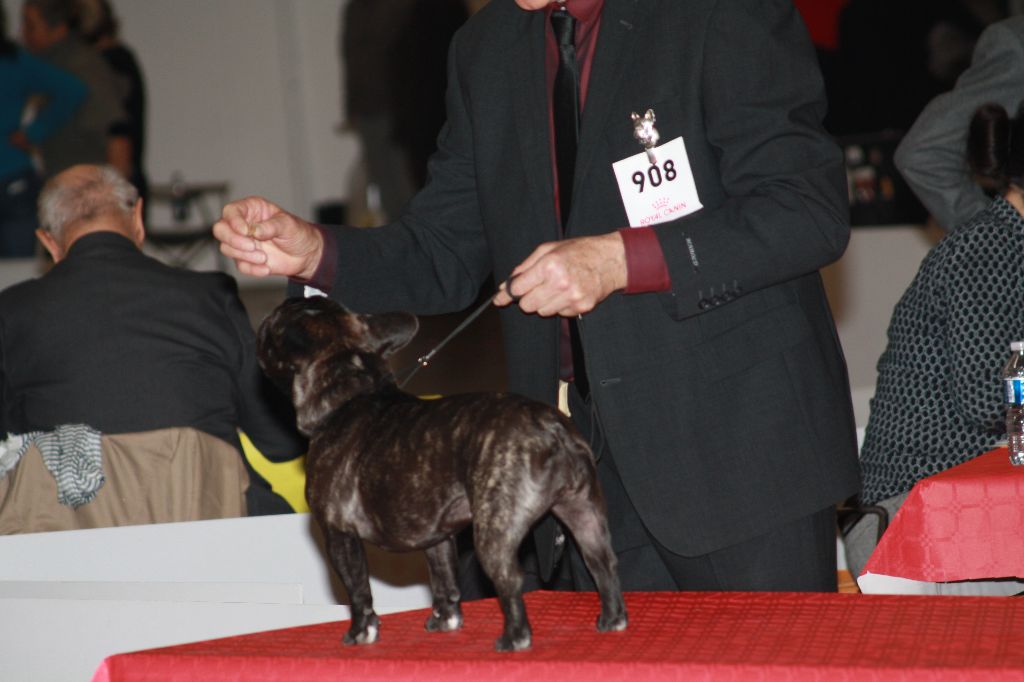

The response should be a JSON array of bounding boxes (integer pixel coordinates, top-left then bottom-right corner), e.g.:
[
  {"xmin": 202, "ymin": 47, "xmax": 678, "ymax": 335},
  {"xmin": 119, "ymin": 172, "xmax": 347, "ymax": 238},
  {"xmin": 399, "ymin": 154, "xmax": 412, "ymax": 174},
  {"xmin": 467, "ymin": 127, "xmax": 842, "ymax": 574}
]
[{"xmin": 844, "ymin": 101, "xmax": 1024, "ymax": 578}]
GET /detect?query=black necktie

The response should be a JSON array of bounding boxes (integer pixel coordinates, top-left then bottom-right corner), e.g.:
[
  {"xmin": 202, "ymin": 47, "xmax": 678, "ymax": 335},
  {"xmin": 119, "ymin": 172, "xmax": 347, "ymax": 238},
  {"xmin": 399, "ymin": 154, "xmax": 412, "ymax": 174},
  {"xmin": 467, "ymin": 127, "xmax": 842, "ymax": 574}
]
[
  {"xmin": 551, "ymin": 5, "xmax": 589, "ymax": 400},
  {"xmin": 551, "ymin": 6, "xmax": 579, "ymax": 226}
]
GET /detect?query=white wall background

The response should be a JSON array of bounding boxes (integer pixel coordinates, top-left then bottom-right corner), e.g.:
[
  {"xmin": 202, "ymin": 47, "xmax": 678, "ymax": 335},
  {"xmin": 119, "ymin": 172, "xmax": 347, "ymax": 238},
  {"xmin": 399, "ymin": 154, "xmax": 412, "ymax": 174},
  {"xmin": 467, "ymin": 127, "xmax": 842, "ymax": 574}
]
[
  {"xmin": 821, "ymin": 225, "xmax": 937, "ymax": 426},
  {"xmin": 113, "ymin": 0, "xmax": 359, "ymax": 219}
]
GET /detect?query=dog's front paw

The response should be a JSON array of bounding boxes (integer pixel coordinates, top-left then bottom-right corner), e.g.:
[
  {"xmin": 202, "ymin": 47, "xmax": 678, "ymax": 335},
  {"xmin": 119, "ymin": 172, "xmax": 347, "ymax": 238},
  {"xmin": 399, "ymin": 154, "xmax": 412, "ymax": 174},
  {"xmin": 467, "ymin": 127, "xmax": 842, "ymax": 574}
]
[
  {"xmin": 494, "ymin": 629, "xmax": 531, "ymax": 652},
  {"xmin": 343, "ymin": 614, "xmax": 381, "ymax": 645},
  {"xmin": 425, "ymin": 608, "xmax": 463, "ymax": 633}
]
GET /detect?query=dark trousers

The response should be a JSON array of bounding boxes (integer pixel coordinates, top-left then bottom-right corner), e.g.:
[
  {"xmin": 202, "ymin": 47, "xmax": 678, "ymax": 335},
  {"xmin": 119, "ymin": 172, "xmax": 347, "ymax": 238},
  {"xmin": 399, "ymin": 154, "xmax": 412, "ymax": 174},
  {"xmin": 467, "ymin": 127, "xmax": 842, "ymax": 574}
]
[
  {"xmin": 566, "ymin": 383, "xmax": 838, "ymax": 592},
  {"xmin": 456, "ymin": 384, "xmax": 838, "ymax": 599},
  {"xmin": 0, "ymin": 169, "xmax": 42, "ymax": 258}
]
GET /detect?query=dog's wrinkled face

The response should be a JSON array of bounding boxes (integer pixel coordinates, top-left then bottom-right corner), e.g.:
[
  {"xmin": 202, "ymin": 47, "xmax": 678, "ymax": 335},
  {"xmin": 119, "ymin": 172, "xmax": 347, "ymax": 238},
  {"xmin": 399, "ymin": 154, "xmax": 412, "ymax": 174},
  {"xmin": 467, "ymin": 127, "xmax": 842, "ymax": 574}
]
[{"xmin": 257, "ymin": 297, "xmax": 418, "ymax": 434}]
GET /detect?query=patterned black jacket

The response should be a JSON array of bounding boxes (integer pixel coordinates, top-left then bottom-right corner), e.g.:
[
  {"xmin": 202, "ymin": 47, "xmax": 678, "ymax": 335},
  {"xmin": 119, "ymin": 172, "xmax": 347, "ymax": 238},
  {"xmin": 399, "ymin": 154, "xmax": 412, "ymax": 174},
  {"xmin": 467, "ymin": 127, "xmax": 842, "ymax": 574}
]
[{"xmin": 861, "ymin": 197, "xmax": 1024, "ymax": 504}]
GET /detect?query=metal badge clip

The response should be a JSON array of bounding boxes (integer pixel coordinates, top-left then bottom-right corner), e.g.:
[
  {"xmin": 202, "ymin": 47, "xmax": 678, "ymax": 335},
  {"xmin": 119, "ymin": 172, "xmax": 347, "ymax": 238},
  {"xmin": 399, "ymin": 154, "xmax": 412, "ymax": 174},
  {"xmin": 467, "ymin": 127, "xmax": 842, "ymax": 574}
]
[{"xmin": 630, "ymin": 109, "xmax": 660, "ymax": 164}]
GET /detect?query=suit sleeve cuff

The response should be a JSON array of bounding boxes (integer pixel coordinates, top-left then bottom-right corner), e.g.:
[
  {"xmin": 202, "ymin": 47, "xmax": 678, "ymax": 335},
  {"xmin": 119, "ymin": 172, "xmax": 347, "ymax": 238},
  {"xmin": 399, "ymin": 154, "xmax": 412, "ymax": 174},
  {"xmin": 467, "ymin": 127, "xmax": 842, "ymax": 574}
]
[
  {"xmin": 618, "ymin": 227, "xmax": 671, "ymax": 294},
  {"xmin": 290, "ymin": 224, "xmax": 336, "ymax": 293}
]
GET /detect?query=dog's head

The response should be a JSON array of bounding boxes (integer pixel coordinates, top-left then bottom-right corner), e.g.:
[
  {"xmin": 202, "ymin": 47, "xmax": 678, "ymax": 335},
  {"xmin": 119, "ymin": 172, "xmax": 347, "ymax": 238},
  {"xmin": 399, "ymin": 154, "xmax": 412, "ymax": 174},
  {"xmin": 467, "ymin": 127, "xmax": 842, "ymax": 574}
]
[{"xmin": 257, "ymin": 296, "xmax": 419, "ymax": 435}]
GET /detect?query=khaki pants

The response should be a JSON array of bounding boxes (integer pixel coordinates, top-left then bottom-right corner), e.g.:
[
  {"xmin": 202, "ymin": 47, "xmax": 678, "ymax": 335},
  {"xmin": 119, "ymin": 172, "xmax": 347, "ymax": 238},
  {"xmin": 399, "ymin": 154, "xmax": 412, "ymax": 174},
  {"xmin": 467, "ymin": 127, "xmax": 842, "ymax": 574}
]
[{"xmin": 0, "ymin": 427, "xmax": 249, "ymax": 535}]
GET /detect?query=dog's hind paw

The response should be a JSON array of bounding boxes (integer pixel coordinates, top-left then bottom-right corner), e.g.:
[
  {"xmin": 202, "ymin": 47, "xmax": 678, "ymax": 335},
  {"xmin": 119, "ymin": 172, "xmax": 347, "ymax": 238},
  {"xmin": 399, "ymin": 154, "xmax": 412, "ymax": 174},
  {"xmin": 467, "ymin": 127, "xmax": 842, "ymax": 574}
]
[{"xmin": 596, "ymin": 612, "xmax": 628, "ymax": 632}]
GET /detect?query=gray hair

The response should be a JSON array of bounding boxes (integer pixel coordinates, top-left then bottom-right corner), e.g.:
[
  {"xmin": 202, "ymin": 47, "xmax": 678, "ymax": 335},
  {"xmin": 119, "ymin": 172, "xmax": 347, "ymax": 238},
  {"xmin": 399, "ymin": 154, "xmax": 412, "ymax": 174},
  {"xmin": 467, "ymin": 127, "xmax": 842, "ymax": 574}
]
[{"xmin": 38, "ymin": 165, "xmax": 138, "ymax": 242}]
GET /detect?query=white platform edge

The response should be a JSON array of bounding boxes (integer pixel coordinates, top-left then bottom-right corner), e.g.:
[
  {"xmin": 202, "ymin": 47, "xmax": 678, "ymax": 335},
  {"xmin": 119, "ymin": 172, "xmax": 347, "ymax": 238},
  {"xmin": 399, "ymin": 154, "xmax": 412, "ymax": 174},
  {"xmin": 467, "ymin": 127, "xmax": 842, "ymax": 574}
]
[
  {"xmin": 0, "ymin": 513, "xmax": 433, "ymax": 682},
  {"xmin": 0, "ymin": 597, "xmax": 350, "ymax": 682}
]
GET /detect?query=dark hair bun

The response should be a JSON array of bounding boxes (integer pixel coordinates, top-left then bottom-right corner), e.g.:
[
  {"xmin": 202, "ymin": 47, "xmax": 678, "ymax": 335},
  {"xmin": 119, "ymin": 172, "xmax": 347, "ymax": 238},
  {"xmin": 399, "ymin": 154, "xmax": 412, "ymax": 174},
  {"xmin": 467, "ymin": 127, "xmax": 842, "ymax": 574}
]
[{"xmin": 968, "ymin": 102, "xmax": 1024, "ymax": 190}]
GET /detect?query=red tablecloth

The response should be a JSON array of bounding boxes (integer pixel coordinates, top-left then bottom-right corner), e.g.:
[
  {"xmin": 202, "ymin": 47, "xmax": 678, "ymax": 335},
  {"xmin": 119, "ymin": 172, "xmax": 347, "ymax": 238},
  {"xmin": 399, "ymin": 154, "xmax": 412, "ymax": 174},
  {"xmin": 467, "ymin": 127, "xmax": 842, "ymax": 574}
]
[
  {"xmin": 93, "ymin": 590, "xmax": 1024, "ymax": 681},
  {"xmin": 864, "ymin": 447, "xmax": 1024, "ymax": 584}
]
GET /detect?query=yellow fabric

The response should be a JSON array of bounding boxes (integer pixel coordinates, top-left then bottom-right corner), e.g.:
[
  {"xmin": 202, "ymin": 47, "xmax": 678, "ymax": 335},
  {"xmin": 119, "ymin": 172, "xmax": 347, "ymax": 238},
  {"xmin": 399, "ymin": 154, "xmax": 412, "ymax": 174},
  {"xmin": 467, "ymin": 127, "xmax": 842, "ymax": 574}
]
[
  {"xmin": 236, "ymin": 395, "xmax": 443, "ymax": 514},
  {"xmin": 238, "ymin": 431, "xmax": 308, "ymax": 513}
]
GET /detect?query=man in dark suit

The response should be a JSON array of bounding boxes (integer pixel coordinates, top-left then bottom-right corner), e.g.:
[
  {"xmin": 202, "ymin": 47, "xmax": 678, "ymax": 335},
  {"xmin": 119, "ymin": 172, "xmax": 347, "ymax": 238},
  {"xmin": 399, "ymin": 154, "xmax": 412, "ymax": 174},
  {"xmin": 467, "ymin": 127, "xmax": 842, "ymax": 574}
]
[
  {"xmin": 215, "ymin": 0, "xmax": 860, "ymax": 591},
  {"xmin": 0, "ymin": 164, "xmax": 306, "ymax": 515}
]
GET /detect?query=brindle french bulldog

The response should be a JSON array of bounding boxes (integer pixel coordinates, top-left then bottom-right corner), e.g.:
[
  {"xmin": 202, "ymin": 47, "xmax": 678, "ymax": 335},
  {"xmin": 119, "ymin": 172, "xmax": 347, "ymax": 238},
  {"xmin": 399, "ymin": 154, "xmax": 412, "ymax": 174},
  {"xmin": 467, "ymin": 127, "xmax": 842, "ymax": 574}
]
[{"xmin": 257, "ymin": 296, "xmax": 627, "ymax": 651}]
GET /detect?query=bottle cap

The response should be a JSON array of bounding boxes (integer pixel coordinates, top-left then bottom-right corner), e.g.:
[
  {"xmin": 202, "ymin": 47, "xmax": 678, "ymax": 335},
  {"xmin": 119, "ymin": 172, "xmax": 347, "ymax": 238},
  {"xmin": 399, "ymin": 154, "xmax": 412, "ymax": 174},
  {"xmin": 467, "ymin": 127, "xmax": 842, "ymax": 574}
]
[{"xmin": 1012, "ymin": 341, "xmax": 1024, "ymax": 351}]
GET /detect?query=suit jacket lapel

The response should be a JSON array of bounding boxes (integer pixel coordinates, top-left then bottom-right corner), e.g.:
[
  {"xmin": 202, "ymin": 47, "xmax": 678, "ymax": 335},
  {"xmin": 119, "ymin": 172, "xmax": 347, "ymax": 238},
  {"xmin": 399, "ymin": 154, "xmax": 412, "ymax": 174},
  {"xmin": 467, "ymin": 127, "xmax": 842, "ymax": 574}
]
[
  {"xmin": 574, "ymin": 0, "xmax": 642, "ymax": 232},
  {"xmin": 508, "ymin": 10, "xmax": 559, "ymax": 240}
]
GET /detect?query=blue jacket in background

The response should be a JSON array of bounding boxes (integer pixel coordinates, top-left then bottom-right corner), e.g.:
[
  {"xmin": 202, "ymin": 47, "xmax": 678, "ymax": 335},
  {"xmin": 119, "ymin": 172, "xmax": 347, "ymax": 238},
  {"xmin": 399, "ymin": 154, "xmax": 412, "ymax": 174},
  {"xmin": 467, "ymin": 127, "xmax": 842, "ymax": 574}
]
[{"xmin": 0, "ymin": 47, "xmax": 86, "ymax": 180}]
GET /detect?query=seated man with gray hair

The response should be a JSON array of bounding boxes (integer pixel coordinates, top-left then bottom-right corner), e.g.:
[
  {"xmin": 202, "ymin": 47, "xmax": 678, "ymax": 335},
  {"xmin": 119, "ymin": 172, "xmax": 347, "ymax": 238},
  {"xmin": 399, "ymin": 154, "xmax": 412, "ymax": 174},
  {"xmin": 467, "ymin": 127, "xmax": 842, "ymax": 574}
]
[{"xmin": 0, "ymin": 164, "xmax": 305, "ymax": 531}]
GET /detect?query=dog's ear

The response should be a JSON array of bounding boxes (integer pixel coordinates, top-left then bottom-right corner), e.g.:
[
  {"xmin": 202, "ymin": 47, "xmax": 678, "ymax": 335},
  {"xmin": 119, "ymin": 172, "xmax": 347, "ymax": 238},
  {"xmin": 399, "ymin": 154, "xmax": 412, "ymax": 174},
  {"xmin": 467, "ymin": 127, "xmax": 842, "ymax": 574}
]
[{"xmin": 361, "ymin": 312, "xmax": 419, "ymax": 357}]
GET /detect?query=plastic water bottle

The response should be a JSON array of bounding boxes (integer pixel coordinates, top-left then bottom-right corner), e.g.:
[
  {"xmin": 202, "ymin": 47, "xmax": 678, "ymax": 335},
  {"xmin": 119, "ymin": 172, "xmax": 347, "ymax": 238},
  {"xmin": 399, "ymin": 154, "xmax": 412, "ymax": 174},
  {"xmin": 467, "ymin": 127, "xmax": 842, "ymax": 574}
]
[{"xmin": 1003, "ymin": 341, "xmax": 1024, "ymax": 466}]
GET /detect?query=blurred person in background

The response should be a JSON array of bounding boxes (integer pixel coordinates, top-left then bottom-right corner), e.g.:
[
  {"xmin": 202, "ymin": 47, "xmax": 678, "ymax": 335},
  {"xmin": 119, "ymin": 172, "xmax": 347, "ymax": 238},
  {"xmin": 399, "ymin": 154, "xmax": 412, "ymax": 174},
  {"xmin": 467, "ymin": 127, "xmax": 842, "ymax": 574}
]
[
  {"xmin": 391, "ymin": 0, "xmax": 469, "ymax": 190},
  {"xmin": 20, "ymin": 0, "xmax": 127, "ymax": 178},
  {"xmin": 0, "ymin": 0, "xmax": 84, "ymax": 257},
  {"xmin": 77, "ymin": 0, "xmax": 148, "ymax": 215},
  {"xmin": 831, "ymin": 0, "xmax": 1007, "ymax": 136},
  {"xmin": 895, "ymin": 15, "xmax": 1024, "ymax": 231},
  {"xmin": 339, "ymin": 0, "xmax": 417, "ymax": 224}
]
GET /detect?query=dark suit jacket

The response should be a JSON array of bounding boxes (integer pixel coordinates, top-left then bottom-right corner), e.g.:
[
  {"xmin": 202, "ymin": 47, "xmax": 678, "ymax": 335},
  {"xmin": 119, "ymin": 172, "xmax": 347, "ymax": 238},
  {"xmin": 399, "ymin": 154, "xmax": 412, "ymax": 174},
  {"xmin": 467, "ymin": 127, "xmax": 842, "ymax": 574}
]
[
  {"xmin": 325, "ymin": 0, "xmax": 861, "ymax": 556},
  {"xmin": 0, "ymin": 232, "xmax": 306, "ymax": 514}
]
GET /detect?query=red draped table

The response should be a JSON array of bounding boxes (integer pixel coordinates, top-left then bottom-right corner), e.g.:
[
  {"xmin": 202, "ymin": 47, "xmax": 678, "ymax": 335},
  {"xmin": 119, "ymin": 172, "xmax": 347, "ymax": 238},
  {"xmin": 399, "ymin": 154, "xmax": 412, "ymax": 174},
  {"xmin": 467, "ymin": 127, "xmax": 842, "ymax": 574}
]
[
  {"xmin": 860, "ymin": 446, "xmax": 1024, "ymax": 595},
  {"xmin": 93, "ymin": 590, "xmax": 1024, "ymax": 680}
]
